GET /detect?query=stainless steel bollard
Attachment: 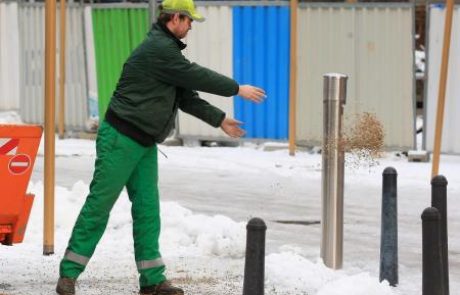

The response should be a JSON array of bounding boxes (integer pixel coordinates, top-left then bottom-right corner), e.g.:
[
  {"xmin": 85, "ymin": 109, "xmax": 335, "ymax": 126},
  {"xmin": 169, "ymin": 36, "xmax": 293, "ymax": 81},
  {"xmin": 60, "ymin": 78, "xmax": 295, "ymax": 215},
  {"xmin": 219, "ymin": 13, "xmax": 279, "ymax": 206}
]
[{"xmin": 321, "ymin": 73, "xmax": 347, "ymax": 269}]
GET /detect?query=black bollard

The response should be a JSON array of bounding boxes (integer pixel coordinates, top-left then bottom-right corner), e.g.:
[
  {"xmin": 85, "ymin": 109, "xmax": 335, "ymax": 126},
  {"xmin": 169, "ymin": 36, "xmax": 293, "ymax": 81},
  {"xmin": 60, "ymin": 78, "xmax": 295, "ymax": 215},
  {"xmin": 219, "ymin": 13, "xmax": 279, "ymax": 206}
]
[
  {"xmin": 379, "ymin": 167, "xmax": 398, "ymax": 286},
  {"xmin": 422, "ymin": 207, "xmax": 444, "ymax": 295},
  {"xmin": 243, "ymin": 217, "xmax": 267, "ymax": 295},
  {"xmin": 431, "ymin": 175, "xmax": 449, "ymax": 295}
]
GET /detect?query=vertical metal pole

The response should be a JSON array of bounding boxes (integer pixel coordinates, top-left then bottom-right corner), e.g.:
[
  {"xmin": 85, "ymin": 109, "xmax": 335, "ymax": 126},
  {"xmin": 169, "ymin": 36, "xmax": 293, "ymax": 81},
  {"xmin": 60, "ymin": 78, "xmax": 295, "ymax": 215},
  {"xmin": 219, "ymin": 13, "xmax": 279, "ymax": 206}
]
[
  {"xmin": 422, "ymin": 207, "xmax": 445, "ymax": 295},
  {"xmin": 44, "ymin": 0, "xmax": 57, "ymax": 255},
  {"xmin": 321, "ymin": 73, "xmax": 347, "ymax": 269},
  {"xmin": 431, "ymin": 175, "xmax": 449, "ymax": 295},
  {"xmin": 380, "ymin": 167, "xmax": 398, "ymax": 286},
  {"xmin": 288, "ymin": 0, "xmax": 298, "ymax": 156},
  {"xmin": 148, "ymin": 0, "xmax": 157, "ymax": 25},
  {"xmin": 243, "ymin": 218, "xmax": 266, "ymax": 295},
  {"xmin": 432, "ymin": 0, "xmax": 455, "ymax": 178},
  {"xmin": 58, "ymin": 0, "xmax": 66, "ymax": 139}
]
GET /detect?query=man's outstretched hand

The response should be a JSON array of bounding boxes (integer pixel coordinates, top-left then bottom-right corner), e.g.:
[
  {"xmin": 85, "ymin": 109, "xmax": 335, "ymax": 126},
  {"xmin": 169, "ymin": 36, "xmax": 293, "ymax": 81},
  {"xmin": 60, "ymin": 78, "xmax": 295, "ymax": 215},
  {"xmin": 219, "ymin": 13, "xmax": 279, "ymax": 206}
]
[
  {"xmin": 238, "ymin": 85, "xmax": 266, "ymax": 103},
  {"xmin": 221, "ymin": 85, "xmax": 264, "ymax": 137},
  {"xmin": 221, "ymin": 118, "xmax": 245, "ymax": 138}
]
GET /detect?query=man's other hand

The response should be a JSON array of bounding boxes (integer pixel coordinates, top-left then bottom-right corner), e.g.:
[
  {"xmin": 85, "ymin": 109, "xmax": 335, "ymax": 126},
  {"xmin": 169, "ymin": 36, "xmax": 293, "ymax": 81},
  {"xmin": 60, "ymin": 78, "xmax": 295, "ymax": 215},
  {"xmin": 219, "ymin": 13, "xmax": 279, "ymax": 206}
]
[
  {"xmin": 220, "ymin": 118, "xmax": 246, "ymax": 138},
  {"xmin": 238, "ymin": 85, "xmax": 266, "ymax": 103}
]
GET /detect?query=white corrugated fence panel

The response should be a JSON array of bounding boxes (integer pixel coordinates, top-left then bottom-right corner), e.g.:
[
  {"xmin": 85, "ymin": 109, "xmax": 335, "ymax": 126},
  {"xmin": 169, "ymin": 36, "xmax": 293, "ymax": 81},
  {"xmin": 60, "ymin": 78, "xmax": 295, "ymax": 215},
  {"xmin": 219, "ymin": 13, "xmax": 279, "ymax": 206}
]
[
  {"xmin": 296, "ymin": 4, "xmax": 415, "ymax": 149},
  {"xmin": 60, "ymin": 5, "xmax": 89, "ymax": 129},
  {"xmin": 18, "ymin": 3, "xmax": 88, "ymax": 130},
  {"xmin": 179, "ymin": 5, "xmax": 233, "ymax": 140},
  {"xmin": 297, "ymin": 5, "xmax": 355, "ymax": 146},
  {"xmin": 18, "ymin": 4, "xmax": 44, "ymax": 125},
  {"xmin": 0, "ymin": 2, "xmax": 21, "ymax": 110},
  {"xmin": 84, "ymin": 5, "xmax": 99, "ymax": 119},
  {"xmin": 425, "ymin": 5, "xmax": 460, "ymax": 154}
]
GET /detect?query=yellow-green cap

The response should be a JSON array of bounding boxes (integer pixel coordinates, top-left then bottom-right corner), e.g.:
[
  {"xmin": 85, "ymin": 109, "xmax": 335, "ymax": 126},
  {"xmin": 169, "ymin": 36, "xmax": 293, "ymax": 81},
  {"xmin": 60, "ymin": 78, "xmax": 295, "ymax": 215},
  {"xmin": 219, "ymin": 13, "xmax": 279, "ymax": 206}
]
[{"xmin": 160, "ymin": 0, "xmax": 205, "ymax": 22}]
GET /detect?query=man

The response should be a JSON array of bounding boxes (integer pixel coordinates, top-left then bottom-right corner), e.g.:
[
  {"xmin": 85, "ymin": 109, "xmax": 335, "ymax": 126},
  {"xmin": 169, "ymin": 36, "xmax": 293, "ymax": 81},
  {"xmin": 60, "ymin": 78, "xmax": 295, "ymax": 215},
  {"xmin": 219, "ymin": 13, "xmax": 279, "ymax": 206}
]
[{"xmin": 56, "ymin": 0, "xmax": 265, "ymax": 294}]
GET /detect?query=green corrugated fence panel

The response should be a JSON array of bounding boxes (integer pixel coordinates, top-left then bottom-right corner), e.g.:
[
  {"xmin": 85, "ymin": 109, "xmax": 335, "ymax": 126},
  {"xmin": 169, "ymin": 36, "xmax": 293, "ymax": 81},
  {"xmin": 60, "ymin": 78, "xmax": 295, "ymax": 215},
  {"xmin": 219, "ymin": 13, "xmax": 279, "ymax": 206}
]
[{"xmin": 92, "ymin": 7, "xmax": 149, "ymax": 120}]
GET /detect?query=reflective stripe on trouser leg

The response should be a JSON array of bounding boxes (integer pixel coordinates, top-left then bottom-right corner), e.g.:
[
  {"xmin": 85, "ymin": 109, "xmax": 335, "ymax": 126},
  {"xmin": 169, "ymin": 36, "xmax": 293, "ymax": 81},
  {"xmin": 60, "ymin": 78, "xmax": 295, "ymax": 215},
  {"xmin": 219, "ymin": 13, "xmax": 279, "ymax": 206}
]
[
  {"xmin": 127, "ymin": 145, "xmax": 166, "ymax": 287},
  {"xmin": 64, "ymin": 250, "xmax": 90, "ymax": 266},
  {"xmin": 60, "ymin": 121, "xmax": 149, "ymax": 279},
  {"xmin": 137, "ymin": 258, "xmax": 165, "ymax": 270}
]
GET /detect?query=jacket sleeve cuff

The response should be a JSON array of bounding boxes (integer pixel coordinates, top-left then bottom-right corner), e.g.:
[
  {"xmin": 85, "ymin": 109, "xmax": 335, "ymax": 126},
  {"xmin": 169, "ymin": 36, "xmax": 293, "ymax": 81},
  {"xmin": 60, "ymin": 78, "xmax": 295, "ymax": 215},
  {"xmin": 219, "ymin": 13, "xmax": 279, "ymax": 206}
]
[
  {"xmin": 214, "ymin": 112, "xmax": 226, "ymax": 128},
  {"xmin": 234, "ymin": 83, "xmax": 240, "ymax": 96}
]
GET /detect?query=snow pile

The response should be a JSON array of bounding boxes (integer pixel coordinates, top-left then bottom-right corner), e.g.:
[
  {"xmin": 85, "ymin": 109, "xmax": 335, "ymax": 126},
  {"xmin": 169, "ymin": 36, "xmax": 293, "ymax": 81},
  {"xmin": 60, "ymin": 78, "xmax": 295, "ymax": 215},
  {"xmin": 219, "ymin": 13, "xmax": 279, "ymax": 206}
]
[
  {"xmin": 415, "ymin": 50, "xmax": 425, "ymax": 75},
  {"xmin": 266, "ymin": 253, "xmax": 339, "ymax": 294},
  {"xmin": 0, "ymin": 111, "xmax": 23, "ymax": 124},
  {"xmin": 7, "ymin": 181, "xmax": 396, "ymax": 295},
  {"xmin": 266, "ymin": 252, "xmax": 396, "ymax": 295},
  {"xmin": 316, "ymin": 273, "xmax": 395, "ymax": 295},
  {"xmin": 37, "ymin": 137, "xmax": 96, "ymax": 157},
  {"xmin": 26, "ymin": 181, "xmax": 246, "ymax": 259},
  {"xmin": 161, "ymin": 202, "xmax": 245, "ymax": 258}
]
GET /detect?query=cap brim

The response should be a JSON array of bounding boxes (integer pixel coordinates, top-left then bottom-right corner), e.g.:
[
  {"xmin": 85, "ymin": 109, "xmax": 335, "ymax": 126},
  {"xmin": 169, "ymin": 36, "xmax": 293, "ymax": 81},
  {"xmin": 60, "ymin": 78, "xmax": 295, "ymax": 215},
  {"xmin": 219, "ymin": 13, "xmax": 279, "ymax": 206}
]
[
  {"xmin": 162, "ymin": 8, "xmax": 205, "ymax": 22},
  {"xmin": 190, "ymin": 13, "xmax": 205, "ymax": 22}
]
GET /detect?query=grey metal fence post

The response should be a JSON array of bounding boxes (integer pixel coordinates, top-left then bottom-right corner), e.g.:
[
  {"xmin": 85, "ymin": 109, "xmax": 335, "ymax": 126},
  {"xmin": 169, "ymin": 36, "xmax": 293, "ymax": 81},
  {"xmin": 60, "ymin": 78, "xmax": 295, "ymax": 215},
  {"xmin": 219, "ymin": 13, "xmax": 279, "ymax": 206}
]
[
  {"xmin": 380, "ymin": 167, "xmax": 398, "ymax": 286},
  {"xmin": 149, "ymin": 0, "xmax": 157, "ymax": 24},
  {"xmin": 243, "ymin": 217, "xmax": 267, "ymax": 295},
  {"xmin": 321, "ymin": 73, "xmax": 347, "ymax": 269},
  {"xmin": 431, "ymin": 175, "xmax": 449, "ymax": 295},
  {"xmin": 422, "ymin": 207, "xmax": 445, "ymax": 295}
]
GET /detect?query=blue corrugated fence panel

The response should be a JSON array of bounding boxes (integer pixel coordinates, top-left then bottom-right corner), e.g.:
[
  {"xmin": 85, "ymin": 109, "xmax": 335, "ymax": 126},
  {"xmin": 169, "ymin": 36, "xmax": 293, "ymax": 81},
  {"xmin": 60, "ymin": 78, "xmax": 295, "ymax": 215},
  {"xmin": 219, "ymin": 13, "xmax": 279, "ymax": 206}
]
[{"xmin": 233, "ymin": 6, "xmax": 290, "ymax": 140}]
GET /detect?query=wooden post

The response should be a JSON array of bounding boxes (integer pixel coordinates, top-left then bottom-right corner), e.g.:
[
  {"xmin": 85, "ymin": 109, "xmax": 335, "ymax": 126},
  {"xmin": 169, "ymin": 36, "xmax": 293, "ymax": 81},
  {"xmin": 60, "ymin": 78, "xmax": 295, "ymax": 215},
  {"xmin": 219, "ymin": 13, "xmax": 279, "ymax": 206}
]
[
  {"xmin": 44, "ymin": 0, "xmax": 57, "ymax": 255},
  {"xmin": 432, "ymin": 0, "xmax": 454, "ymax": 178},
  {"xmin": 288, "ymin": 0, "xmax": 298, "ymax": 156},
  {"xmin": 58, "ymin": 0, "xmax": 66, "ymax": 139}
]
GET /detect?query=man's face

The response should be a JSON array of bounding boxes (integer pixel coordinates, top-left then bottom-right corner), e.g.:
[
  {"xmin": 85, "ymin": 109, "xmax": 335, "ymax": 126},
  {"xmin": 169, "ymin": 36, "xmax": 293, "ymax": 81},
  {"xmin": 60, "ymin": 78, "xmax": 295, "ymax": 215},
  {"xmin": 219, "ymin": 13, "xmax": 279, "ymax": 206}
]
[{"xmin": 171, "ymin": 14, "xmax": 193, "ymax": 39}]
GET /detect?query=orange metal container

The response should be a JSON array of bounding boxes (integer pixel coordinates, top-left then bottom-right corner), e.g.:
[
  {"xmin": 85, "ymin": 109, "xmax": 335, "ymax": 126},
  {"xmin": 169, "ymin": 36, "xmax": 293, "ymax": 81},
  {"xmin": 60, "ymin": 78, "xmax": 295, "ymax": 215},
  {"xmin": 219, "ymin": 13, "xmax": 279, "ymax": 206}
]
[{"xmin": 0, "ymin": 124, "xmax": 42, "ymax": 245}]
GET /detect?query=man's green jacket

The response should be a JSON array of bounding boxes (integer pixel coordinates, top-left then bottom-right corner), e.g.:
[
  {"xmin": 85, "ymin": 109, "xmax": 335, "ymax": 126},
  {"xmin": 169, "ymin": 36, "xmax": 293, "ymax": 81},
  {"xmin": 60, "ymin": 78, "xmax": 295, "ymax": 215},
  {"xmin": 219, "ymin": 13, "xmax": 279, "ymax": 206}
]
[{"xmin": 106, "ymin": 23, "xmax": 239, "ymax": 146}]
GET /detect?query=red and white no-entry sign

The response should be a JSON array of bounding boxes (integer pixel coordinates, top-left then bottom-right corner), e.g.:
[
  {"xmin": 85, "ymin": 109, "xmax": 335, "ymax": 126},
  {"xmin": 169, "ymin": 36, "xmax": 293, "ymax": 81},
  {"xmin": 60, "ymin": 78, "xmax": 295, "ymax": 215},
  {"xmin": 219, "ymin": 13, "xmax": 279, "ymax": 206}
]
[{"xmin": 8, "ymin": 154, "xmax": 31, "ymax": 175}]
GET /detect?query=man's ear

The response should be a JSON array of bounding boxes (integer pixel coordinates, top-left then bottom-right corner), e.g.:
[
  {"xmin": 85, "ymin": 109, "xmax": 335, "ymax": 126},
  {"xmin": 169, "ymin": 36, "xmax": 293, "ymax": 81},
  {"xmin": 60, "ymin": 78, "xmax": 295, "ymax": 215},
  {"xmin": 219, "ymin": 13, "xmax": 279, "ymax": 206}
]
[{"xmin": 172, "ymin": 13, "xmax": 180, "ymax": 23}]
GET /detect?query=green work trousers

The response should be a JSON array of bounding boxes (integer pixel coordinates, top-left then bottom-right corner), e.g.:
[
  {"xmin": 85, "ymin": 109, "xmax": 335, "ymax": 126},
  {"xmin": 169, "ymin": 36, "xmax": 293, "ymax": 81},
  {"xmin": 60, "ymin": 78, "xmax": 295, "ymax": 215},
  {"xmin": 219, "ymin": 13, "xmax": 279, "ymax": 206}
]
[{"xmin": 59, "ymin": 121, "xmax": 166, "ymax": 287}]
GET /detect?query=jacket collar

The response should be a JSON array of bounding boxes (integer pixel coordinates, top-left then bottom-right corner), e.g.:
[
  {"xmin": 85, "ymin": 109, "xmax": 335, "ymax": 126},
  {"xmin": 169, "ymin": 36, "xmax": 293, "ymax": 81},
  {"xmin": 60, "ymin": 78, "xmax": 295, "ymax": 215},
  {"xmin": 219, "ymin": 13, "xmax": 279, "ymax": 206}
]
[{"xmin": 153, "ymin": 23, "xmax": 187, "ymax": 50}]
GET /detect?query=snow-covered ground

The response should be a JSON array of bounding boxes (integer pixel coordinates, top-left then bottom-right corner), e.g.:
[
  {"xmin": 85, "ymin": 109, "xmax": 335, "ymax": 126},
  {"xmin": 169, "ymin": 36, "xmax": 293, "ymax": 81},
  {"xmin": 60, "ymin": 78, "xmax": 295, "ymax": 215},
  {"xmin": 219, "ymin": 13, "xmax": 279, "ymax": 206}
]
[{"xmin": 1, "ymin": 124, "xmax": 459, "ymax": 294}]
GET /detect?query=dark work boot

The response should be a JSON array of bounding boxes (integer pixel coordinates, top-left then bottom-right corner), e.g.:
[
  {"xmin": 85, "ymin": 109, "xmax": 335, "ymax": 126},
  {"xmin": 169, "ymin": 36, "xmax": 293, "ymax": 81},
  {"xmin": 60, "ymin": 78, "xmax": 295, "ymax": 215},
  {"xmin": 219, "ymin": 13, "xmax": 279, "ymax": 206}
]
[
  {"xmin": 56, "ymin": 277, "xmax": 76, "ymax": 295},
  {"xmin": 140, "ymin": 281, "xmax": 184, "ymax": 295}
]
